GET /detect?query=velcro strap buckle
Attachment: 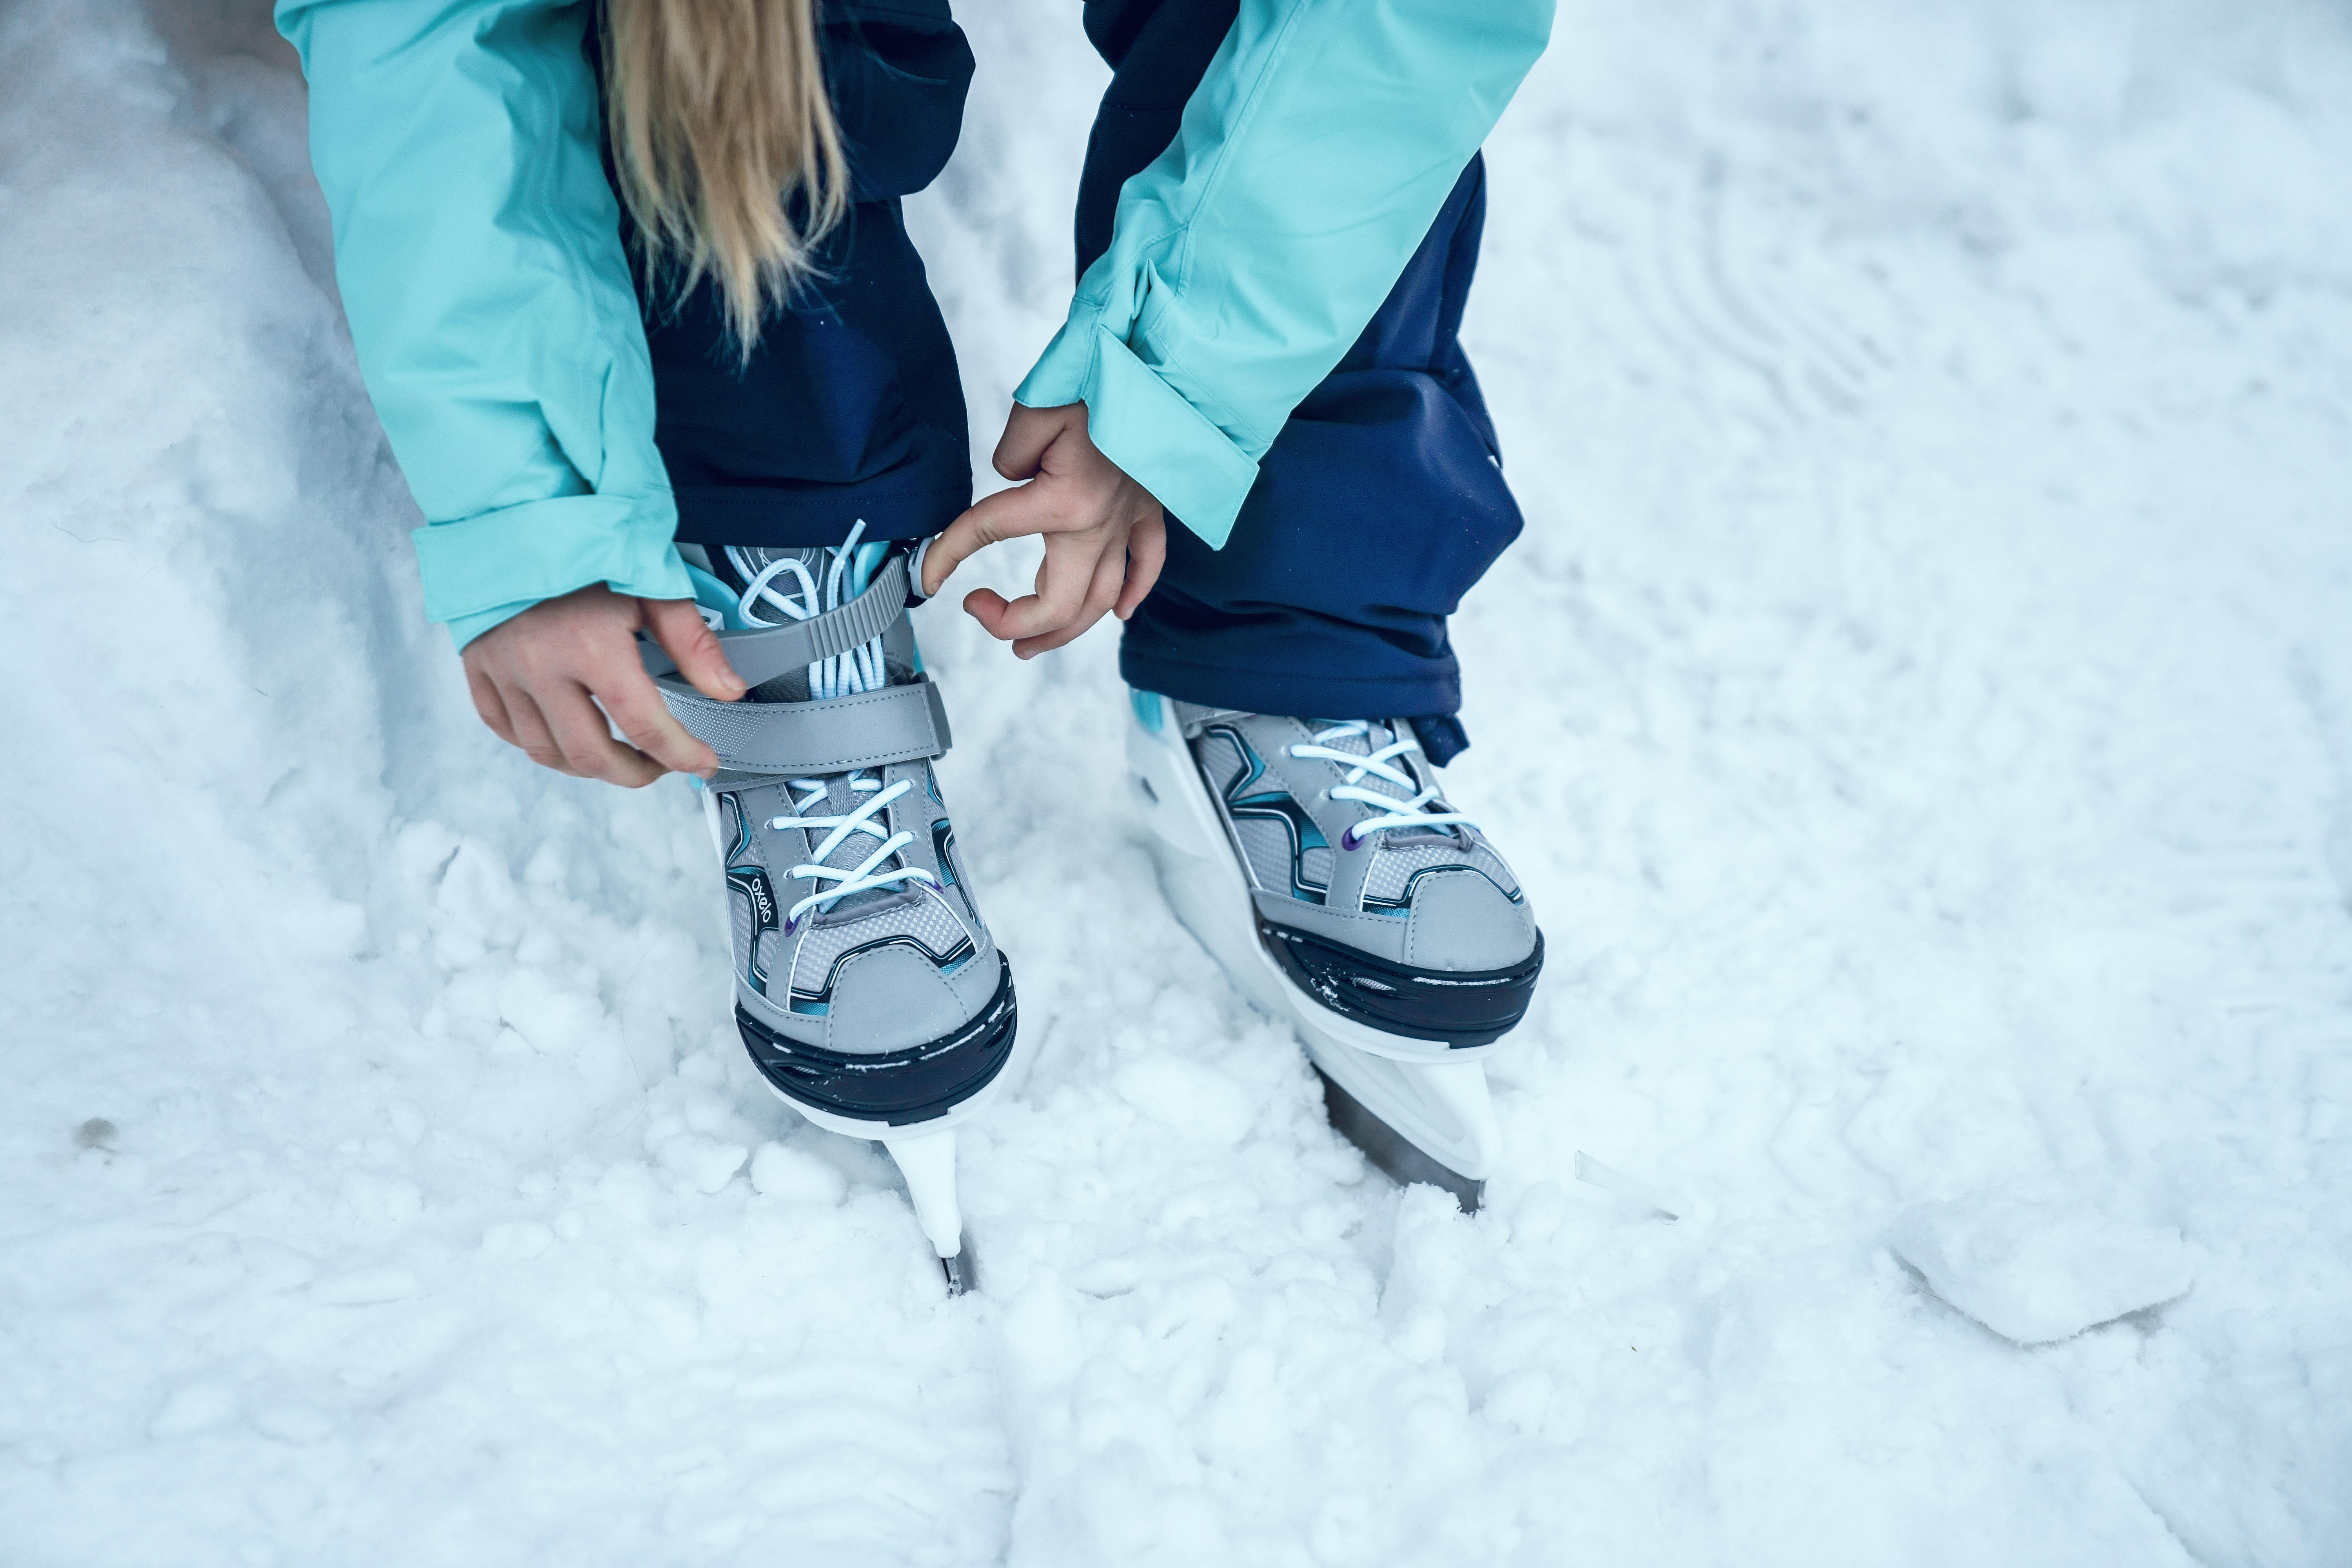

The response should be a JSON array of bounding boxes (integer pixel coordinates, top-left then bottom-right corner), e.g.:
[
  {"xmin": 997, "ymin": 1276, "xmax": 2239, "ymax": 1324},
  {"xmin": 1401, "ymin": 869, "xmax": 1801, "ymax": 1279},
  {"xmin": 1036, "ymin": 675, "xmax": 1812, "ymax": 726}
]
[
  {"xmin": 638, "ymin": 553, "xmax": 911, "ymax": 692},
  {"xmin": 658, "ymin": 677, "xmax": 952, "ymax": 776}
]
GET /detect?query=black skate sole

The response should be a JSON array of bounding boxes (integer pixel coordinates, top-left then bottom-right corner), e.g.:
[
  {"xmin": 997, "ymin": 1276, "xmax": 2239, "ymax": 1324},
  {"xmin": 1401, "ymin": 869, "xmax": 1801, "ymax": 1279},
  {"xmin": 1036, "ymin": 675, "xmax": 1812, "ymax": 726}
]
[
  {"xmin": 736, "ymin": 956, "xmax": 1017, "ymax": 1126},
  {"xmin": 1259, "ymin": 921, "xmax": 1544, "ymax": 1049},
  {"xmin": 1315, "ymin": 1066, "xmax": 1483, "ymax": 1214}
]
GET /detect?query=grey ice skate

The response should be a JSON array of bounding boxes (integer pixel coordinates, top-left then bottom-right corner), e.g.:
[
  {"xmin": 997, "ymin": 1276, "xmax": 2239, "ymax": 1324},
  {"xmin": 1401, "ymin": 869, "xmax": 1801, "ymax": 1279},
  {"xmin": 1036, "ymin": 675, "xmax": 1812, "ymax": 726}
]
[
  {"xmin": 1125, "ymin": 694, "xmax": 1541, "ymax": 1210},
  {"xmin": 648, "ymin": 538, "xmax": 1016, "ymax": 1292}
]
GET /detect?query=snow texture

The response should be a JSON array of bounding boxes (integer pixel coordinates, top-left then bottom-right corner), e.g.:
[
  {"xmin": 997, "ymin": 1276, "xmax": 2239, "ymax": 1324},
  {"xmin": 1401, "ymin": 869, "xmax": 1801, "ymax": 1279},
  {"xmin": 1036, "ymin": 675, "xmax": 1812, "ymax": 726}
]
[
  {"xmin": 1889, "ymin": 1179, "xmax": 2194, "ymax": 1345},
  {"xmin": 5, "ymin": 0, "xmax": 2352, "ymax": 1563}
]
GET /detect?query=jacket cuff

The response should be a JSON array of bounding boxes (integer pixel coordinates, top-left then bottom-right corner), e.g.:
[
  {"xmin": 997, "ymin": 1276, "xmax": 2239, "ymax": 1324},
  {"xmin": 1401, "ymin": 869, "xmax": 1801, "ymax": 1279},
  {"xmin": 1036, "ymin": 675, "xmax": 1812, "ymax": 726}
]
[
  {"xmin": 1016, "ymin": 321, "xmax": 1259, "ymax": 549},
  {"xmin": 413, "ymin": 492, "xmax": 691, "ymax": 650}
]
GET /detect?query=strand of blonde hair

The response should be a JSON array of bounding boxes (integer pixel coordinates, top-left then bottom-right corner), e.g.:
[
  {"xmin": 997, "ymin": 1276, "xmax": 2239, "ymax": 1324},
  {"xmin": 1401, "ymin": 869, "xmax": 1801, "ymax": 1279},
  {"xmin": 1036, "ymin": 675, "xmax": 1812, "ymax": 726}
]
[{"xmin": 602, "ymin": 0, "xmax": 848, "ymax": 353}]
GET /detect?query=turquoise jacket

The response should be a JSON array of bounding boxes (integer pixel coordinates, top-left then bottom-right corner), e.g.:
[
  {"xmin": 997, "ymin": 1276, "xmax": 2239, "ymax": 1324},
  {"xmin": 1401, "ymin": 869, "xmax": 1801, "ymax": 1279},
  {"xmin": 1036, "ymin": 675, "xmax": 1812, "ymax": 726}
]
[{"xmin": 277, "ymin": 0, "xmax": 1553, "ymax": 646}]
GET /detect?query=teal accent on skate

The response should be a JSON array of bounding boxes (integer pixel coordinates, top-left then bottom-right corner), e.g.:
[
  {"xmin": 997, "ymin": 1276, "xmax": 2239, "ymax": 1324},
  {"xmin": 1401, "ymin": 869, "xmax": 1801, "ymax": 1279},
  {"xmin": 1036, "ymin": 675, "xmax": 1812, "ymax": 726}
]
[
  {"xmin": 1130, "ymin": 689, "xmax": 1164, "ymax": 733},
  {"xmin": 848, "ymin": 538, "xmax": 887, "ymax": 597},
  {"xmin": 685, "ymin": 561, "xmax": 749, "ymax": 630}
]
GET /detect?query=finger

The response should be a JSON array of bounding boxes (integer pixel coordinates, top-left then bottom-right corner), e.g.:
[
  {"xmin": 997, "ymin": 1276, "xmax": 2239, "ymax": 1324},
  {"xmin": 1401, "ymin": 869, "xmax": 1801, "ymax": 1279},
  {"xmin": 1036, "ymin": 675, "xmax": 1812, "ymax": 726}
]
[
  {"xmin": 1114, "ymin": 512, "xmax": 1167, "ymax": 621},
  {"xmin": 964, "ymin": 533, "xmax": 1098, "ymax": 646},
  {"xmin": 643, "ymin": 597, "xmax": 744, "ymax": 702},
  {"xmin": 538, "ymin": 680, "xmax": 665, "ymax": 788},
  {"xmin": 924, "ymin": 484, "xmax": 1045, "ymax": 597},
  {"xmin": 1012, "ymin": 535, "xmax": 1129, "ymax": 657},
  {"xmin": 499, "ymin": 683, "xmax": 583, "ymax": 776},
  {"xmin": 1023, "ymin": 530, "xmax": 1107, "ymax": 635},
  {"xmin": 958, "ymin": 586, "xmax": 1011, "ymax": 627},
  {"xmin": 593, "ymin": 654, "xmax": 720, "ymax": 780},
  {"xmin": 466, "ymin": 664, "xmax": 518, "ymax": 746},
  {"xmin": 992, "ymin": 401, "xmax": 1075, "ymax": 481}
]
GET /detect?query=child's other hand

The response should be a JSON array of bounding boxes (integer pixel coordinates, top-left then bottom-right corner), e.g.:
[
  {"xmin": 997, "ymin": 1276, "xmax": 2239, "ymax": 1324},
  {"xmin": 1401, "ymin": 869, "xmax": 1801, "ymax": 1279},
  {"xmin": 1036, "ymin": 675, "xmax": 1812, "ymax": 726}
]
[
  {"xmin": 922, "ymin": 402, "xmax": 1167, "ymax": 657},
  {"xmin": 461, "ymin": 585, "xmax": 745, "ymax": 786}
]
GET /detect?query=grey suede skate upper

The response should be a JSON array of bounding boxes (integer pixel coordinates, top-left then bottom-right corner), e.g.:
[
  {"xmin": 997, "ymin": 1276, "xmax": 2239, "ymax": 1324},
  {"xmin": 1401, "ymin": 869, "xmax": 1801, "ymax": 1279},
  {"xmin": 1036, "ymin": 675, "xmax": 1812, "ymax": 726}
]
[{"xmin": 1174, "ymin": 704, "xmax": 1536, "ymax": 973}]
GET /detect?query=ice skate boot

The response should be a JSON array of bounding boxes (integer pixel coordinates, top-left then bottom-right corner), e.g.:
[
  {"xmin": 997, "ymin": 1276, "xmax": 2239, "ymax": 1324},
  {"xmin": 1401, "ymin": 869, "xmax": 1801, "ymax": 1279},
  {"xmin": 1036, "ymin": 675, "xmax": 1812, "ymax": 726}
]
[
  {"xmin": 1124, "ymin": 692, "xmax": 1541, "ymax": 1211},
  {"xmin": 646, "ymin": 534, "xmax": 1016, "ymax": 1292}
]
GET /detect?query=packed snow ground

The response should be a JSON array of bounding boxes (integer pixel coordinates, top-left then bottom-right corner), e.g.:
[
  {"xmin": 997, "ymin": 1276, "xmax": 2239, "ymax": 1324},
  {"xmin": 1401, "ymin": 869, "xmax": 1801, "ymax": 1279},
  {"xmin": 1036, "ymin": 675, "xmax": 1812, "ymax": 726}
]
[{"xmin": 5, "ymin": 0, "xmax": 2351, "ymax": 1561}]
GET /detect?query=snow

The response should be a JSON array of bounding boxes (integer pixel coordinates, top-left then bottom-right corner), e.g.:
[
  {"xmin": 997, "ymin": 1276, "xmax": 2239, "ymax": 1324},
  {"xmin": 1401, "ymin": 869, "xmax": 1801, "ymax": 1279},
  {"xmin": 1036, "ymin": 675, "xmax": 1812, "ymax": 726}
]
[
  {"xmin": 4, "ymin": 0, "xmax": 2351, "ymax": 1561},
  {"xmin": 1889, "ymin": 1179, "xmax": 2194, "ymax": 1345}
]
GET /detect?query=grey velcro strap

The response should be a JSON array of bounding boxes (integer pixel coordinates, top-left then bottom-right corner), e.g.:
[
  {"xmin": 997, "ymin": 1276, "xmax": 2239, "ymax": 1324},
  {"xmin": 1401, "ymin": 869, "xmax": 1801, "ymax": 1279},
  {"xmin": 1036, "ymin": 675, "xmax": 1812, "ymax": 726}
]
[
  {"xmin": 639, "ymin": 552, "xmax": 910, "ymax": 692},
  {"xmin": 659, "ymin": 677, "xmax": 953, "ymax": 776}
]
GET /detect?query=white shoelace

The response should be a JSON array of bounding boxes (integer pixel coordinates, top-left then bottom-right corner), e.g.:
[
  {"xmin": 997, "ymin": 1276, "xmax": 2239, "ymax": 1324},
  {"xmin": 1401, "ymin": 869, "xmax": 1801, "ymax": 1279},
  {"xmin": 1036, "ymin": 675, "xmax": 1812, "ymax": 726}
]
[
  {"xmin": 768, "ymin": 773, "xmax": 937, "ymax": 924},
  {"xmin": 1285, "ymin": 721, "xmax": 1475, "ymax": 850},
  {"xmin": 728, "ymin": 520, "xmax": 888, "ymax": 700}
]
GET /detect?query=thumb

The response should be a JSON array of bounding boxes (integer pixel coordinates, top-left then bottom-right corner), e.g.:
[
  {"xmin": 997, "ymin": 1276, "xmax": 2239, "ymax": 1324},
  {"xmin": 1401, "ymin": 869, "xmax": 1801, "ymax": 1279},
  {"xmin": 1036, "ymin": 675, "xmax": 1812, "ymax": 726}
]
[
  {"xmin": 643, "ymin": 597, "xmax": 746, "ymax": 702},
  {"xmin": 922, "ymin": 483, "xmax": 1044, "ymax": 598},
  {"xmin": 992, "ymin": 401, "xmax": 1075, "ymax": 481}
]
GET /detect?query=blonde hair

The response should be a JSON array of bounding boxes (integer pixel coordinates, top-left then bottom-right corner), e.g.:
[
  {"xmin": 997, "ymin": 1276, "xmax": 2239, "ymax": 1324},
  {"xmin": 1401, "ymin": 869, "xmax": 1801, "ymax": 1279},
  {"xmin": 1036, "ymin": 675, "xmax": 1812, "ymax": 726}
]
[{"xmin": 601, "ymin": 0, "xmax": 848, "ymax": 352}]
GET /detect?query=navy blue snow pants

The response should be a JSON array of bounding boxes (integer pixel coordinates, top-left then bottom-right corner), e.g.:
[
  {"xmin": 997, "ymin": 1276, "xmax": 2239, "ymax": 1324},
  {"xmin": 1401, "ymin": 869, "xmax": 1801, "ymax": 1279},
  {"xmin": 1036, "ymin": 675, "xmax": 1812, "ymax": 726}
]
[{"xmin": 633, "ymin": 0, "xmax": 1523, "ymax": 760}]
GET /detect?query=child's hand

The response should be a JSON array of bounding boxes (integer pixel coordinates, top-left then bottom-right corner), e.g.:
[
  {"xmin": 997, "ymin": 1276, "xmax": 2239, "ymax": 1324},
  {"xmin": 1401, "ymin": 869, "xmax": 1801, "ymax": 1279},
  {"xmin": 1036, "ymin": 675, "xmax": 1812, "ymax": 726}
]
[
  {"xmin": 922, "ymin": 402, "xmax": 1167, "ymax": 657},
  {"xmin": 461, "ymin": 585, "xmax": 745, "ymax": 786}
]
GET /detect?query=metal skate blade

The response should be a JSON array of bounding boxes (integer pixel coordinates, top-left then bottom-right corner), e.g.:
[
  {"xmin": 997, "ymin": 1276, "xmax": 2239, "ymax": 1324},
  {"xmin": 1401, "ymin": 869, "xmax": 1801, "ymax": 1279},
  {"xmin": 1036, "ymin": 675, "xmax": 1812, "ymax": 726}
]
[
  {"xmin": 1316, "ymin": 1066, "xmax": 1483, "ymax": 1214},
  {"xmin": 938, "ymin": 1238, "xmax": 978, "ymax": 1296}
]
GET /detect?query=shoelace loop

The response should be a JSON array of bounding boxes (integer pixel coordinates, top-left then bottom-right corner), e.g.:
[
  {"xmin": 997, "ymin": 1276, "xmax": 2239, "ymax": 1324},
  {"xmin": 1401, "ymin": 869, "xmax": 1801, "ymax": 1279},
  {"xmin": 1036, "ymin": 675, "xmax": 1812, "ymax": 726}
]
[
  {"xmin": 1285, "ymin": 721, "xmax": 1476, "ymax": 850},
  {"xmin": 729, "ymin": 520, "xmax": 888, "ymax": 700}
]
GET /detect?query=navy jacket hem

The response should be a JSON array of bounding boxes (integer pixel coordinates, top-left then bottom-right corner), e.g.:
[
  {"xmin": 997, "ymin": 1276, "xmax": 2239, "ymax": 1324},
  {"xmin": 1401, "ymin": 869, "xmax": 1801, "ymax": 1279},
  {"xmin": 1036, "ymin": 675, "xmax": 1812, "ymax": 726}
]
[{"xmin": 671, "ymin": 482, "xmax": 973, "ymax": 547}]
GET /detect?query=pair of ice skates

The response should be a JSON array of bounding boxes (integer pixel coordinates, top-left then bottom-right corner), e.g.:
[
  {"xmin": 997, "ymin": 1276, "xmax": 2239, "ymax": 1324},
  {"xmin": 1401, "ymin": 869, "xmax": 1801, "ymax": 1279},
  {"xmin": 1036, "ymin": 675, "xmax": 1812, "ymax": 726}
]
[{"xmin": 648, "ymin": 537, "xmax": 1542, "ymax": 1292}]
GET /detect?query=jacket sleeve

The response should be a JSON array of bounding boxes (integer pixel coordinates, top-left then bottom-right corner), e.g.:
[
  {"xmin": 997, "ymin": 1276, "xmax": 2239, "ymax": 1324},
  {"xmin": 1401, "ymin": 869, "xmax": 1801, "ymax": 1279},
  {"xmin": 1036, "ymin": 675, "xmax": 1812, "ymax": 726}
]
[
  {"xmin": 1016, "ymin": 0, "xmax": 1552, "ymax": 548},
  {"xmin": 278, "ymin": 0, "xmax": 689, "ymax": 648}
]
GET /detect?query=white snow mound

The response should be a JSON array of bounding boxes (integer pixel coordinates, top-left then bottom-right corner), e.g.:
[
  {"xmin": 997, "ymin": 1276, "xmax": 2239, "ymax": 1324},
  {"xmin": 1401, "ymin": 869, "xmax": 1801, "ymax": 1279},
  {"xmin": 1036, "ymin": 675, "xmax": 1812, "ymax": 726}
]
[{"xmin": 1891, "ymin": 1187, "xmax": 2194, "ymax": 1346}]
